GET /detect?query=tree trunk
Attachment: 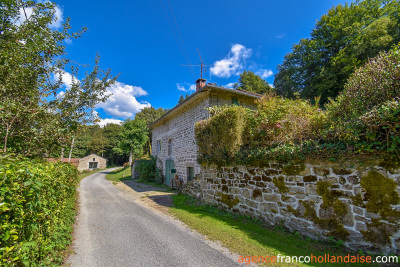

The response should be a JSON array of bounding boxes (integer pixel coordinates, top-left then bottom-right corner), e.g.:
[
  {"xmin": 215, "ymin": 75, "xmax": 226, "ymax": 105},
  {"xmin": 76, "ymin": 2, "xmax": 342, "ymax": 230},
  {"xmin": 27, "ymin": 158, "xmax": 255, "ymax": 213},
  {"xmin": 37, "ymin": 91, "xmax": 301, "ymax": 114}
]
[
  {"xmin": 148, "ymin": 139, "xmax": 152, "ymax": 155},
  {"xmin": 3, "ymin": 129, "xmax": 8, "ymax": 153},
  {"xmin": 129, "ymin": 148, "xmax": 133, "ymax": 166},
  {"xmin": 68, "ymin": 136, "xmax": 75, "ymax": 163},
  {"xmin": 60, "ymin": 147, "xmax": 64, "ymax": 161}
]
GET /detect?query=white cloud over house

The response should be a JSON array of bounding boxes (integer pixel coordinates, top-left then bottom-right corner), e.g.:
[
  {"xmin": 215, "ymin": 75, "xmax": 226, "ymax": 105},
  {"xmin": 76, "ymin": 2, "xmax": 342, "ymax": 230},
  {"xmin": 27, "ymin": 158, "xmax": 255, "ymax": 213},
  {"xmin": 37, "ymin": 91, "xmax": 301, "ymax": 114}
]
[
  {"xmin": 224, "ymin": 82, "xmax": 235, "ymax": 88},
  {"xmin": 210, "ymin": 44, "xmax": 252, "ymax": 78},
  {"xmin": 176, "ymin": 83, "xmax": 196, "ymax": 92},
  {"xmin": 96, "ymin": 81, "xmax": 151, "ymax": 119}
]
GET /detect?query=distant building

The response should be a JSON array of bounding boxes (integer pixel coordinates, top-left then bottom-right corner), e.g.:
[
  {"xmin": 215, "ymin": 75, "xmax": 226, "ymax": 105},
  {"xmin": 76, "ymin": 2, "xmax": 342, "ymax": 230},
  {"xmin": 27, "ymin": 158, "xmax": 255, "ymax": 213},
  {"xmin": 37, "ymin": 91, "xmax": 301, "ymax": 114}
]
[
  {"xmin": 150, "ymin": 78, "xmax": 261, "ymax": 186},
  {"xmin": 47, "ymin": 153, "xmax": 107, "ymax": 171}
]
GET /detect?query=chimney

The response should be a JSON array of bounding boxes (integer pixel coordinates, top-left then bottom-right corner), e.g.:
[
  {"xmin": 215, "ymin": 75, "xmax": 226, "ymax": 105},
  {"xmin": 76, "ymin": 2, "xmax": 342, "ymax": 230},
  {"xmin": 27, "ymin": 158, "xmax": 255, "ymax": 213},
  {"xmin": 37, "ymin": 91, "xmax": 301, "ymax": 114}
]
[{"xmin": 195, "ymin": 78, "xmax": 206, "ymax": 91}]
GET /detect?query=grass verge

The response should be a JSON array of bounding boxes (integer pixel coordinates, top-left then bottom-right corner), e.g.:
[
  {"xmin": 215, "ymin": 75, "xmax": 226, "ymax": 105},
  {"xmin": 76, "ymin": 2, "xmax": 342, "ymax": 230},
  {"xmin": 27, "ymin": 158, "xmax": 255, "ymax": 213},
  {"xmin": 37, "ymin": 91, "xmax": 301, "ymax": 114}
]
[
  {"xmin": 78, "ymin": 168, "xmax": 106, "ymax": 181},
  {"xmin": 169, "ymin": 194, "xmax": 376, "ymax": 267},
  {"xmin": 106, "ymin": 166, "xmax": 132, "ymax": 183}
]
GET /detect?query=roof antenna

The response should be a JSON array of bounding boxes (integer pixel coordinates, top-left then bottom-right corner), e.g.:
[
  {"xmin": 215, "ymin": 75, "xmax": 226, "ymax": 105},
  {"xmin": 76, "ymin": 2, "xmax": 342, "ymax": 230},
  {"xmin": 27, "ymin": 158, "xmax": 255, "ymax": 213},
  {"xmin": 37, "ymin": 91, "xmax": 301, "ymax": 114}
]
[{"xmin": 181, "ymin": 48, "xmax": 212, "ymax": 80}]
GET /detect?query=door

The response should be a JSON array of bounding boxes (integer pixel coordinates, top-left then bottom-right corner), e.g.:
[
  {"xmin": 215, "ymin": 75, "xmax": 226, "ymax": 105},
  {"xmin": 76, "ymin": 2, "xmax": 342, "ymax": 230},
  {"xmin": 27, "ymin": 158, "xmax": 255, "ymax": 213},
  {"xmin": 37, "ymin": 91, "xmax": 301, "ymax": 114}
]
[{"xmin": 165, "ymin": 160, "xmax": 175, "ymax": 186}]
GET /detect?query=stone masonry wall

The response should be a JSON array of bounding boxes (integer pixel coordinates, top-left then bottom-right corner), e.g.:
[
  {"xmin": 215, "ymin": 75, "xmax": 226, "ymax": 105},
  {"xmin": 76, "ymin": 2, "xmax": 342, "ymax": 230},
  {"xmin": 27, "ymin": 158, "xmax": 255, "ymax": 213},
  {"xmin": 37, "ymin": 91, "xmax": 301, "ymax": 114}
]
[
  {"xmin": 183, "ymin": 162, "xmax": 400, "ymax": 254},
  {"xmin": 152, "ymin": 91, "xmax": 258, "ymax": 183}
]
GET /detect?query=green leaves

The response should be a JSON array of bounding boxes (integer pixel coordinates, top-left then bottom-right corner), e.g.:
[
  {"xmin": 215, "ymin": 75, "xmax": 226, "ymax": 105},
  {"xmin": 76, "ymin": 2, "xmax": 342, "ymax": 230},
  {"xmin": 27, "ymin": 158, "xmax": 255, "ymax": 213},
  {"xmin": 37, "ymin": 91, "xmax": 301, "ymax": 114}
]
[
  {"xmin": 275, "ymin": 0, "xmax": 400, "ymax": 104},
  {"xmin": 0, "ymin": 156, "xmax": 79, "ymax": 265}
]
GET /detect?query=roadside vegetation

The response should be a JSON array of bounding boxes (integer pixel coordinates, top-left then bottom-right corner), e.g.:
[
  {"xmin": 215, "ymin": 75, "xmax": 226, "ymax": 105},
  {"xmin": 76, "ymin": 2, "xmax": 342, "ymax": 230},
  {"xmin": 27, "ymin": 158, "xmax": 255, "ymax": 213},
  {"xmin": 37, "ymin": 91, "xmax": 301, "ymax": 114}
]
[
  {"xmin": 106, "ymin": 166, "xmax": 132, "ymax": 184},
  {"xmin": 170, "ymin": 194, "xmax": 378, "ymax": 267},
  {"xmin": 196, "ymin": 44, "xmax": 400, "ymax": 166},
  {"xmin": 0, "ymin": 156, "xmax": 79, "ymax": 266}
]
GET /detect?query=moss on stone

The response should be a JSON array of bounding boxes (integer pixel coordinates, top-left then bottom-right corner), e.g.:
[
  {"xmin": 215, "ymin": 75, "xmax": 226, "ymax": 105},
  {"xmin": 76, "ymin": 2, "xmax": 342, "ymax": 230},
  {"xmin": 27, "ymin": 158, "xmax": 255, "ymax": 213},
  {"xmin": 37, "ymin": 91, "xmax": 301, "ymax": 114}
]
[
  {"xmin": 285, "ymin": 205, "xmax": 300, "ymax": 217},
  {"xmin": 215, "ymin": 192, "xmax": 239, "ymax": 209},
  {"xmin": 273, "ymin": 176, "xmax": 289, "ymax": 194},
  {"xmin": 360, "ymin": 170, "xmax": 400, "ymax": 221},
  {"xmin": 282, "ymin": 162, "xmax": 305, "ymax": 175},
  {"xmin": 351, "ymin": 194, "xmax": 365, "ymax": 208},
  {"xmin": 361, "ymin": 219, "xmax": 395, "ymax": 246}
]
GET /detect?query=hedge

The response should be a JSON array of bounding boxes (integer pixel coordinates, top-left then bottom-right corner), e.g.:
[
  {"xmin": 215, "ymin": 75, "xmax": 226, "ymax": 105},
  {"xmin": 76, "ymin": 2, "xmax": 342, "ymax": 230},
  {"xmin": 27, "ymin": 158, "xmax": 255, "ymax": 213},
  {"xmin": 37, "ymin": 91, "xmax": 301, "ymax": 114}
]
[{"xmin": 0, "ymin": 155, "xmax": 79, "ymax": 266}]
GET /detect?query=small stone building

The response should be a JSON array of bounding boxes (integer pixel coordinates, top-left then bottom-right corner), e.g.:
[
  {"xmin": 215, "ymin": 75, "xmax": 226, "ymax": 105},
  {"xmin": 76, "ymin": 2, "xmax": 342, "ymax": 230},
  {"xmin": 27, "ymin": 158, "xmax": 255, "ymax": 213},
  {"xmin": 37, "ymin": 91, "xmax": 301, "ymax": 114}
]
[
  {"xmin": 150, "ymin": 79, "xmax": 261, "ymax": 186},
  {"xmin": 77, "ymin": 154, "xmax": 107, "ymax": 171}
]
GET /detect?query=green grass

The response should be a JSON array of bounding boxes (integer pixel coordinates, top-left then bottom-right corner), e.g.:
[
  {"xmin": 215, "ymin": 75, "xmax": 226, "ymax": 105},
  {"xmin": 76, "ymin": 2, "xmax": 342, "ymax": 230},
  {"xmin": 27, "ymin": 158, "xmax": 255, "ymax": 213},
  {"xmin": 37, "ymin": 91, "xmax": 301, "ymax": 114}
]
[
  {"xmin": 169, "ymin": 194, "xmax": 375, "ymax": 267},
  {"xmin": 106, "ymin": 166, "xmax": 132, "ymax": 183}
]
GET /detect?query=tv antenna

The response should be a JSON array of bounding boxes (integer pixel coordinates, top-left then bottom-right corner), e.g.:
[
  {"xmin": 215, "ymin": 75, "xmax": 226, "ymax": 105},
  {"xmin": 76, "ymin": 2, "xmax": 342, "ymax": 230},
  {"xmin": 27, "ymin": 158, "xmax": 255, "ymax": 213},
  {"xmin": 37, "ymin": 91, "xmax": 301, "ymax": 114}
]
[{"xmin": 181, "ymin": 48, "xmax": 213, "ymax": 80}]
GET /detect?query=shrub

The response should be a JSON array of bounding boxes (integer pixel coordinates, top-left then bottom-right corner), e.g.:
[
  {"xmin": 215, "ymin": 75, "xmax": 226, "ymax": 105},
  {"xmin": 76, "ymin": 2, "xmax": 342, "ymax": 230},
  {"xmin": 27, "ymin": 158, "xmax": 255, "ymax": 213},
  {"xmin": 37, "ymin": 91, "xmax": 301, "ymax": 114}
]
[
  {"xmin": 326, "ymin": 44, "xmax": 400, "ymax": 139},
  {"xmin": 252, "ymin": 94, "xmax": 326, "ymax": 147},
  {"xmin": 359, "ymin": 98, "xmax": 400, "ymax": 156},
  {"xmin": 0, "ymin": 155, "xmax": 79, "ymax": 266},
  {"xmin": 195, "ymin": 105, "xmax": 251, "ymax": 165},
  {"xmin": 135, "ymin": 156, "xmax": 162, "ymax": 184}
]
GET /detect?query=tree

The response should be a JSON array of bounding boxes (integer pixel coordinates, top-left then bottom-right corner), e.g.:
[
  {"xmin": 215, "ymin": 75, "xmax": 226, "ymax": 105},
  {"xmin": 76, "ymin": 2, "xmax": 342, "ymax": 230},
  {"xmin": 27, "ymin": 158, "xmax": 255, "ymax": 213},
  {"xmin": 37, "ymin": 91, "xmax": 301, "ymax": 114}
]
[
  {"xmin": 178, "ymin": 95, "xmax": 185, "ymax": 104},
  {"xmin": 119, "ymin": 119, "xmax": 149, "ymax": 165},
  {"xmin": 135, "ymin": 107, "xmax": 166, "ymax": 128},
  {"xmin": 135, "ymin": 107, "xmax": 166, "ymax": 155},
  {"xmin": 0, "ymin": 0, "xmax": 117, "ymax": 156},
  {"xmin": 233, "ymin": 71, "xmax": 274, "ymax": 95},
  {"xmin": 274, "ymin": 0, "xmax": 400, "ymax": 104}
]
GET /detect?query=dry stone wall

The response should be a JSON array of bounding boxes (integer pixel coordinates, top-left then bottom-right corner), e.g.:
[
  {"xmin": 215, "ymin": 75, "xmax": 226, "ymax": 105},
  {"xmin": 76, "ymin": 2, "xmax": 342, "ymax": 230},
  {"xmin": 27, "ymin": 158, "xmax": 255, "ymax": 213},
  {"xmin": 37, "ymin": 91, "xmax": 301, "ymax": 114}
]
[{"xmin": 183, "ymin": 162, "xmax": 400, "ymax": 254}]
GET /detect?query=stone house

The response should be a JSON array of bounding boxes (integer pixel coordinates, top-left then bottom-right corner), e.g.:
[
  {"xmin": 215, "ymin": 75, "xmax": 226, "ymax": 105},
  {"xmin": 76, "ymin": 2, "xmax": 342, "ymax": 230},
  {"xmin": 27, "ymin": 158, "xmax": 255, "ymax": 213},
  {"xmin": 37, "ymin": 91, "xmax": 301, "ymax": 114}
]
[
  {"xmin": 77, "ymin": 154, "xmax": 107, "ymax": 171},
  {"xmin": 47, "ymin": 153, "xmax": 107, "ymax": 171},
  {"xmin": 150, "ymin": 78, "xmax": 261, "ymax": 186}
]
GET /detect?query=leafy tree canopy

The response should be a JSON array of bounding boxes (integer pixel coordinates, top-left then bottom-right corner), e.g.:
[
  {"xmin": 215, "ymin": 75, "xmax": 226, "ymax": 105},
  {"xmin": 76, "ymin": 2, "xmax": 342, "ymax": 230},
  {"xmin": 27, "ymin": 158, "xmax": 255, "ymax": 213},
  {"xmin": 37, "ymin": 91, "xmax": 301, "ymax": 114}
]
[
  {"xmin": 233, "ymin": 71, "xmax": 274, "ymax": 95},
  {"xmin": 274, "ymin": 0, "xmax": 400, "ymax": 104},
  {"xmin": 0, "ymin": 0, "xmax": 117, "ymax": 156},
  {"xmin": 135, "ymin": 107, "xmax": 167, "ymax": 127}
]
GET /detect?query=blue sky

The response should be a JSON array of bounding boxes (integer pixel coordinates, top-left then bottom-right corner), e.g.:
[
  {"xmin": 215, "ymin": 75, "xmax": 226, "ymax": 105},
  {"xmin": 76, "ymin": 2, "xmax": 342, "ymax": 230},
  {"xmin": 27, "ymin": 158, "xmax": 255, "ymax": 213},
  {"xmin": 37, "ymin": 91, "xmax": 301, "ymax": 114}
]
[{"xmin": 50, "ymin": 0, "xmax": 350, "ymax": 125}]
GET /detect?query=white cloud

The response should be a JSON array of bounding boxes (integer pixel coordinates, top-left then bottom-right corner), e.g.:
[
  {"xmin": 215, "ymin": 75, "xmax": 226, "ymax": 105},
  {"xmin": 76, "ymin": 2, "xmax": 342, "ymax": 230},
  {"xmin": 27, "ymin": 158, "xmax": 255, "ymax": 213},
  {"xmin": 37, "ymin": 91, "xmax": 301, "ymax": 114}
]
[
  {"xmin": 224, "ymin": 83, "xmax": 235, "ymax": 88},
  {"xmin": 210, "ymin": 44, "xmax": 252, "ymax": 78},
  {"xmin": 96, "ymin": 118, "xmax": 123, "ymax": 127},
  {"xmin": 256, "ymin": 69, "xmax": 273, "ymax": 79},
  {"xmin": 275, "ymin": 33, "xmax": 286, "ymax": 39},
  {"xmin": 17, "ymin": 2, "xmax": 63, "ymax": 29},
  {"xmin": 96, "ymin": 81, "xmax": 151, "ymax": 119},
  {"xmin": 53, "ymin": 70, "xmax": 77, "ymax": 89},
  {"xmin": 176, "ymin": 83, "xmax": 196, "ymax": 92}
]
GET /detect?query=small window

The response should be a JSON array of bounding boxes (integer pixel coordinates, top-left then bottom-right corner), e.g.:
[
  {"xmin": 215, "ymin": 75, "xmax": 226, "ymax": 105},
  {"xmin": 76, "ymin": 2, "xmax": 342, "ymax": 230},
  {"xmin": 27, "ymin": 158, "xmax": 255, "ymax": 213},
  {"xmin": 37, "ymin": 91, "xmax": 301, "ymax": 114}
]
[
  {"xmin": 232, "ymin": 97, "xmax": 239, "ymax": 105},
  {"xmin": 93, "ymin": 158, "xmax": 95, "ymax": 161},
  {"xmin": 89, "ymin": 162, "xmax": 98, "ymax": 169},
  {"xmin": 157, "ymin": 140, "xmax": 161, "ymax": 153},
  {"xmin": 168, "ymin": 139, "xmax": 172, "ymax": 156},
  {"xmin": 187, "ymin": 167, "xmax": 194, "ymax": 181}
]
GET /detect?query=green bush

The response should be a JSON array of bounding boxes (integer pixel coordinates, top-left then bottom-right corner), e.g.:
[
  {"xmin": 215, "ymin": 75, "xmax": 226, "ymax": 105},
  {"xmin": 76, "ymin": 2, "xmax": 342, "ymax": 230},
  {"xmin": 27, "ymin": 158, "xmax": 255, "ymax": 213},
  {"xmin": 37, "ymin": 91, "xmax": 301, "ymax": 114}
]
[
  {"xmin": 359, "ymin": 98, "xmax": 400, "ymax": 155},
  {"xmin": 252, "ymin": 94, "xmax": 326, "ymax": 147},
  {"xmin": 0, "ymin": 155, "xmax": 79, "ymax": 266},
  {"xmin": 195, "ymin": 105, "xmax": 251, "ymax": 165},
  {"xmin": 135, "ymin": 156, "xmax": 162, "ymax": 184},
  {"xmin": 326, "ymin": 44, "xmax": 400, "ymax": 140}
]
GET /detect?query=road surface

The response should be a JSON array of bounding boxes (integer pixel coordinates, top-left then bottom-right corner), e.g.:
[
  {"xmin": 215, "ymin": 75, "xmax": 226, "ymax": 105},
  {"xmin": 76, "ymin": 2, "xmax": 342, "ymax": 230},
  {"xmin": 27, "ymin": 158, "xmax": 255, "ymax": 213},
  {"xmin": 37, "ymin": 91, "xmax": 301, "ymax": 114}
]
[{"xmin": 67, "ymin": 169, "xmax": 239, "ymax": 267}]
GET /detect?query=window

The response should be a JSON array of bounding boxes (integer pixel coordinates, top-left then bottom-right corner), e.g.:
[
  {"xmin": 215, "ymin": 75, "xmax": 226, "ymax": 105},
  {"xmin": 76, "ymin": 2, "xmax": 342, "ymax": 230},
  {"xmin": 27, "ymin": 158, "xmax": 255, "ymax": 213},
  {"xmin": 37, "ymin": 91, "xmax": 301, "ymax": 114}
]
[
  {"xmin": 168, "ymin": 139, "xmax": 172, "ymax": 156},
  {"xmin": 93, "ymin": 158, "xmax": 95, "ymax": 161},
  {"xmin": 187, "ymin": 167, "xmax": 194, "ymax": 181},
  {"xmin": 157, "ymin": 140, "xmax": 161, "ymax": 153},
  {"xmin": 89, "ymin": 162, "xmax": 98, "ymax": 169},
  {"xmin": 232, "ymin": 97, "xmax": 239, "ymax": 105}
]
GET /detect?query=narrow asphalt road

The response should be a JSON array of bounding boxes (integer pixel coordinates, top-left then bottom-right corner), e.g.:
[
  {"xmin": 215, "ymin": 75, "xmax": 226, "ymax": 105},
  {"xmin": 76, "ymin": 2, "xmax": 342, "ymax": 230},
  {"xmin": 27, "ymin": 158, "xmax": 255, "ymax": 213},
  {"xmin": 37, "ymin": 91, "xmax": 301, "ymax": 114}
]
[{"xmin": 67, "ymin": 169, "xmax": 240, "ymax": 267}]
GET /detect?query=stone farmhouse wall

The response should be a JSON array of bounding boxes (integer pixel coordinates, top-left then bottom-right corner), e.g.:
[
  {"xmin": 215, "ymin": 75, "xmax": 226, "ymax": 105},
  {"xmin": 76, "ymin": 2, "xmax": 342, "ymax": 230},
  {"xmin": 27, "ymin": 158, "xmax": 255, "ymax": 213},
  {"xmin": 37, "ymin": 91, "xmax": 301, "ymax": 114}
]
[
  {"xmin": 183, "ymin": 162, "xmax": 400, "ymax": 254},
  {"xmin": 78, "ymin": 154, "xmax": 106, "ymax": 171},
  {"xmin": 152, "ymin": 91, "xmax": 258, "ymax": 183}
]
